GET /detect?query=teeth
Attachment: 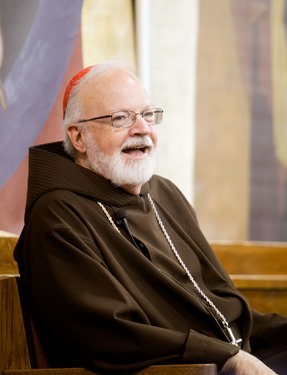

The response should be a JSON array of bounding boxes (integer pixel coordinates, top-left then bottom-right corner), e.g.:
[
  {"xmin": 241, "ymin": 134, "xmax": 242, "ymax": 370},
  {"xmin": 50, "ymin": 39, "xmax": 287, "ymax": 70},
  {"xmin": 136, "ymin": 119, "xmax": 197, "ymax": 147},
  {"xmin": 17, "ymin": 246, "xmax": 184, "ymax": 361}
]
[{"xmin": 123, "ymin": 145, "xmax": 147, "ymax": 150}]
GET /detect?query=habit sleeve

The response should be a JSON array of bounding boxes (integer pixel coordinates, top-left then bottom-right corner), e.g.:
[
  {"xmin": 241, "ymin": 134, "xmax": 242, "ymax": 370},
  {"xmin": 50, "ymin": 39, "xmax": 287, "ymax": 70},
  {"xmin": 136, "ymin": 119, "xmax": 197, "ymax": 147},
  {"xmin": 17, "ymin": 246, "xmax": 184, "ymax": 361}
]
[{"xmin": 249, "ymin": 310, "xmax": 287, "ymax": 361}]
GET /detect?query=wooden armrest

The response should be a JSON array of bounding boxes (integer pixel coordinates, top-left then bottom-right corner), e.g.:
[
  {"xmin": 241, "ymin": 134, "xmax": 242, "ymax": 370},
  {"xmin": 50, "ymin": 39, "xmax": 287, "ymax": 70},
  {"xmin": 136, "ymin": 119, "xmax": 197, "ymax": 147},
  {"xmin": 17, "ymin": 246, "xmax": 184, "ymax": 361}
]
[
  {"xmin": 137, "ymin": 364, "xmax": 217, "ymax": 374},
  {"xmin": 2, "ymin": 364, "xmax": 217, "ymax": 375}
]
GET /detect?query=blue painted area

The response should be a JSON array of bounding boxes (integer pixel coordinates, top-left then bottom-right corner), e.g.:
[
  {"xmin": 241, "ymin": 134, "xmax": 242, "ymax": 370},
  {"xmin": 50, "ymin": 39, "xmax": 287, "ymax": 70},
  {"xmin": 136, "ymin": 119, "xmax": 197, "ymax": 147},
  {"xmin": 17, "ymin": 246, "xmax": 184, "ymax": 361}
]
[{"xmin": 0, "ymin": 0, "xmax": 83, "ymax": 188}]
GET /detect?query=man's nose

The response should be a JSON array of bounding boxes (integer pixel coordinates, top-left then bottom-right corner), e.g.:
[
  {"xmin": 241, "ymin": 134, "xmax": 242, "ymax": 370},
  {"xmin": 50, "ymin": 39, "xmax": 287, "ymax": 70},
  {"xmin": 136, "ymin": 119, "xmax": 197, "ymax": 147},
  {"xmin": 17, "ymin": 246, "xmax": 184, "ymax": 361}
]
[{"xmin": 129, "ymin": 113, "xmax": 152, "ymax": 134}]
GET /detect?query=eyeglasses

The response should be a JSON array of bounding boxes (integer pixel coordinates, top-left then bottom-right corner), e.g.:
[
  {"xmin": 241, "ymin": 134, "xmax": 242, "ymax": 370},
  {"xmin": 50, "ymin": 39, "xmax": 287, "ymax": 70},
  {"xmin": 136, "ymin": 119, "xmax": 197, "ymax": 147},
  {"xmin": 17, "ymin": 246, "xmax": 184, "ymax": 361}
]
[{"xmin": 77, "ymin": 108, "xmax": 164, "ymax": 129}]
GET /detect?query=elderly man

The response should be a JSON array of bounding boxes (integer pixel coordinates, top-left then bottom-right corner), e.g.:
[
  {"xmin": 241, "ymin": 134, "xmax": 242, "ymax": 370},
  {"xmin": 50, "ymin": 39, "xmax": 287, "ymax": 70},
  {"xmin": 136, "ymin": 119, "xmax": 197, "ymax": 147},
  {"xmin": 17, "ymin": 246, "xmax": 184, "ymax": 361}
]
[{"xmin": 15, "ymin": 61, "xmax": 287, "ymax": 374}]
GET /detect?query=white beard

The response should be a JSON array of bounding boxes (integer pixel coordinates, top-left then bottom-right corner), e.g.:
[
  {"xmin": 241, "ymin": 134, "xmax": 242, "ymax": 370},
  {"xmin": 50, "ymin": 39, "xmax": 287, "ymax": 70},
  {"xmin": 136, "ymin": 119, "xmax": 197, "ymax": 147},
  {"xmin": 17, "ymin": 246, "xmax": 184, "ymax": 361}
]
[{"xmin": 85, "ymin": 133, "xmax": 157, "ymax": 187}]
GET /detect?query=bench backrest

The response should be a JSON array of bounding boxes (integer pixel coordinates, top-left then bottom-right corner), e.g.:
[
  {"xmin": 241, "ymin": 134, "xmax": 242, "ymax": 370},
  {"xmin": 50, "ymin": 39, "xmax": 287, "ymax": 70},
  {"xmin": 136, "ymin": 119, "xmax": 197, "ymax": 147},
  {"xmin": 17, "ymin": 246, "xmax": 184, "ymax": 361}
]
[{"xmin": 211, "ymin": 241, "xmax": 287, "ymax": 315}]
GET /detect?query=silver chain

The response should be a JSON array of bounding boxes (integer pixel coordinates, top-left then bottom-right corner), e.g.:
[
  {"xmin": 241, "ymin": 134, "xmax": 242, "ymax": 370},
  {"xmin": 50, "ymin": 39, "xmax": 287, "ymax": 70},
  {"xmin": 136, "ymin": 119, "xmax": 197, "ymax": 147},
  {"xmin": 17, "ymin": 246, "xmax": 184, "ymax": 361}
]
[
  {"xmin": 97, "ymin": 195, "xmax": 242, "ymax": 346},
  {"xmin": 97, "ymin": 201, "xmax": 121, "ymax": 233},
  {"xmin": 147, "ymin": 194, "xmax": 229, "ymax": 326}
]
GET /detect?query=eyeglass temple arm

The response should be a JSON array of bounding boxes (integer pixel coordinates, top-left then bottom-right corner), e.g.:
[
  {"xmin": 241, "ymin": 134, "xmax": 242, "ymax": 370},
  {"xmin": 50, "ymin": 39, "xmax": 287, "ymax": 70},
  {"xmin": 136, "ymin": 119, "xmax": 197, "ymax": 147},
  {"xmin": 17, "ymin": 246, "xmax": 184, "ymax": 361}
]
[{"xmin": 77, "ymin": 115, "xmax": 112, "ymax": 124}]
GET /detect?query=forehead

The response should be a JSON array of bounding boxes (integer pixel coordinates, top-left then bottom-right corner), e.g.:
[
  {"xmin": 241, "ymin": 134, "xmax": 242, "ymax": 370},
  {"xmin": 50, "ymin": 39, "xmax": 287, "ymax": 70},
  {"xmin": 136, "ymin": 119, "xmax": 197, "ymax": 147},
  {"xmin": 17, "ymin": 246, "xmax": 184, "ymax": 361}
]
[{"xmin": 78, "ymin": 69, "xmax": 150, "ymax": 112}]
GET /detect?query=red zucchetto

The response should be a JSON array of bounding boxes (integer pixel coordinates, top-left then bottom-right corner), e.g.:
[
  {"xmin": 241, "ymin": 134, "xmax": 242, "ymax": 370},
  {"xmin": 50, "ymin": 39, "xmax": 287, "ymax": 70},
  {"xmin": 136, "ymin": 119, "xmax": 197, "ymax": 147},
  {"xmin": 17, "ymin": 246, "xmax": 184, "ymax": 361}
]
[{"xmin": 63, "ymin": 65, "xmax": 94, "ymax": 118}]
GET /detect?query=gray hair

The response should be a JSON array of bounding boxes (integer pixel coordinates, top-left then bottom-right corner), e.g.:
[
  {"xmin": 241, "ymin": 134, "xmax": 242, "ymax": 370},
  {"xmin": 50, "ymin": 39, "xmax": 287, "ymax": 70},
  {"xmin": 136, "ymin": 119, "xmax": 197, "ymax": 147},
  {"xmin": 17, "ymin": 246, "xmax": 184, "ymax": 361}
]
[{"xmin": 62, "ymin": 60, "xmax": 135, "ymax": 158}]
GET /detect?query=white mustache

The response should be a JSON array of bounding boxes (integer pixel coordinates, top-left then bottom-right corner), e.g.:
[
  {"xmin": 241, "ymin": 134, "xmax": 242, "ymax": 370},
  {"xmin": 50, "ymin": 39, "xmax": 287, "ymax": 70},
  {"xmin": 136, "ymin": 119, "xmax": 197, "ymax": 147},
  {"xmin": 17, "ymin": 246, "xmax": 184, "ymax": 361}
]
[{"xmin": 121, "ymin": 136, "xmax": 153, "ymax": 150}]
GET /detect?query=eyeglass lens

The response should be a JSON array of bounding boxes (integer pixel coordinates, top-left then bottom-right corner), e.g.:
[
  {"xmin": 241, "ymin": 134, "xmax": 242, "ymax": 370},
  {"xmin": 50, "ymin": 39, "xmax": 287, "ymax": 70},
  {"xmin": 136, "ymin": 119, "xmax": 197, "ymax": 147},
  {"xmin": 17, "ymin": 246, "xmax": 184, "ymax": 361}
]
[{"xmin": 111, "ymin": 109, "xmax": 163, "ymax": 128}]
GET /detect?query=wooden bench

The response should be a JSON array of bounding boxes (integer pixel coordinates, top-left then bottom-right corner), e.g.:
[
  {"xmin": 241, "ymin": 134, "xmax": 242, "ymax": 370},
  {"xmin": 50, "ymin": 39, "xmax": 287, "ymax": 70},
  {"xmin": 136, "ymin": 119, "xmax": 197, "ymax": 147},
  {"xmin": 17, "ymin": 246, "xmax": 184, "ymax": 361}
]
[
  {"xmin": 0, "ymin": 276, "xmax": 30, "ymax": 372},
  {"xmin": 1, "ymin": 235, "xmax": 287, "ymax": 374},
  {"xmin": 0, "ymin": 236, "xmax": 18, "ymax": 276},
  {"xmin": 0, "ymin": 236, "xmax": 216, "ymax": 374},
  {"xmin": 211, "ymin": 241, "xmax": 287, "ymax": 316}
]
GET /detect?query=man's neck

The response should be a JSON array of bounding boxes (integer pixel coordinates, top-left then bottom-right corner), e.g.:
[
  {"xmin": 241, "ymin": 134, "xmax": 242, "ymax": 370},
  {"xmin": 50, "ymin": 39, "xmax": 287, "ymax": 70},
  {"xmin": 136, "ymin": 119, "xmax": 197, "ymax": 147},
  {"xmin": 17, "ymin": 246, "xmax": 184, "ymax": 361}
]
[{"xmin": 120, "ymin": 183, "xmax": 142, "ymax": 196}]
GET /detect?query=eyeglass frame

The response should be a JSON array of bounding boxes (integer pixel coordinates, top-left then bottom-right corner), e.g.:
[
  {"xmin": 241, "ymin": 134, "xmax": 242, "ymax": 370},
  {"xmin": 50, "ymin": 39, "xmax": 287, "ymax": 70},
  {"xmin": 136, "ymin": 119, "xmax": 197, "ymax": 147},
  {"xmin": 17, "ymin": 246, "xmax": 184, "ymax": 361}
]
[{"xmin": 76, "ymin": 108, "xmax": 164, "ymax": 128}]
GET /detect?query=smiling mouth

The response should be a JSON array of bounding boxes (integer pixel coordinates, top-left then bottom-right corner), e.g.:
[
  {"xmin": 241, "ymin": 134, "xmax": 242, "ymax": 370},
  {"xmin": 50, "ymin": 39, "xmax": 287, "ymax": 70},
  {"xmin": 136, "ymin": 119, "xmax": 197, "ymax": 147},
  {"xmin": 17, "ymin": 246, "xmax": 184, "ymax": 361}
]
[{"xmin": 122, "ymin": 145, "xmax": 151, "ymax": 155}]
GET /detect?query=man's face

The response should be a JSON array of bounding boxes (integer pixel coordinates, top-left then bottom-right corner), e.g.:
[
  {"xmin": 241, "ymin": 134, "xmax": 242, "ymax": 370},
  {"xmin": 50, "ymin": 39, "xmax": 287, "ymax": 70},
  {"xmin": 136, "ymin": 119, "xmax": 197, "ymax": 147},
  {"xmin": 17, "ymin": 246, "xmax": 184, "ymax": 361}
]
[{"xmin": 73, "ymin": 69, "xmax": 158, "ymax": 193}]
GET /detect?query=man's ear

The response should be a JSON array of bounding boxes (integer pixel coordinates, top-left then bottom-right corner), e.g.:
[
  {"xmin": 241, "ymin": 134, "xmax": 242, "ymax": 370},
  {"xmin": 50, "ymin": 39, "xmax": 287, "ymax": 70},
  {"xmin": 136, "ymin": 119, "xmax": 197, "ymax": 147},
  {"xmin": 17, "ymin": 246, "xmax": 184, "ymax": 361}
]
[{"xmin": 67, "ymin": 125, "xmax": 87, "ymax": 153}]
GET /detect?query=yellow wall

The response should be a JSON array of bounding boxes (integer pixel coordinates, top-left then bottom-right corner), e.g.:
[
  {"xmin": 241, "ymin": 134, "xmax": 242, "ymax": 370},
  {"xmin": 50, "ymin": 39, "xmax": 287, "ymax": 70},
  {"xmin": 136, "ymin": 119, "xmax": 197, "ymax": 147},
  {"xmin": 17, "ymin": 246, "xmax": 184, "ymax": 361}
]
[{"xmin": 81, "ymin": 0, "xmax": 135, "ymax": 67}]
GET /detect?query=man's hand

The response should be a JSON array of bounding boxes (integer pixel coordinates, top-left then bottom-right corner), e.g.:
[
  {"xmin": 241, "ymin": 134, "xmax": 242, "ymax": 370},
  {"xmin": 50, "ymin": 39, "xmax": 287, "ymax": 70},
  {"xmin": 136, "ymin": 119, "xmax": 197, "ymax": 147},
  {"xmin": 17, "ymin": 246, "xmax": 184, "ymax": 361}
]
[{"xmin": 220, "ymin": 350, "xmax": 278, "ymax": 374}]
